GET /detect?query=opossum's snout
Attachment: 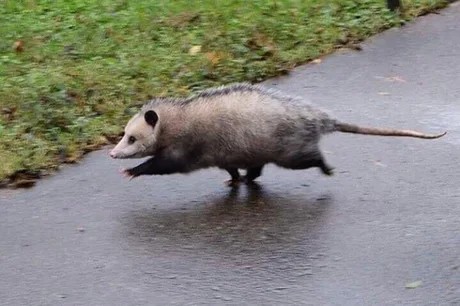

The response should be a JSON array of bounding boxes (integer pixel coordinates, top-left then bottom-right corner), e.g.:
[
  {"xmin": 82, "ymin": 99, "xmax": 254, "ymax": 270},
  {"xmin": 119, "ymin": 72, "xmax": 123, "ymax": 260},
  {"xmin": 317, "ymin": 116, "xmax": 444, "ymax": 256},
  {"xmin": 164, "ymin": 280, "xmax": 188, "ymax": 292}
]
[
  {"xmin": 109, "ymin": 148, "xmax": 142, "ymax": 159},
  {"xmin": 109, "ymin": 136, "xmax": 141, "ymax": 159},
  {"xmin": 109, "ymin": 147, "xmax": 127, "ymax": 159},
  {"xmin": 109, "ymin": 143, "xmax": 142, "ymax": 159},
  {"xmin": 109, "ymin": 149, "xmax": 121, "ymax": 159}
]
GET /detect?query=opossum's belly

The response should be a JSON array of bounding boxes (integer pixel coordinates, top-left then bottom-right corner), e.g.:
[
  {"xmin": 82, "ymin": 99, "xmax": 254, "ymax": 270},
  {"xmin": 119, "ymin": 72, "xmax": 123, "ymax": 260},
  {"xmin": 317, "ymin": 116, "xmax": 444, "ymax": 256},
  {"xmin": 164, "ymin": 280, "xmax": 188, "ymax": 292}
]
[{"xmin": 214, "ymin": 151, "xmax": 274, "ymax": 169}]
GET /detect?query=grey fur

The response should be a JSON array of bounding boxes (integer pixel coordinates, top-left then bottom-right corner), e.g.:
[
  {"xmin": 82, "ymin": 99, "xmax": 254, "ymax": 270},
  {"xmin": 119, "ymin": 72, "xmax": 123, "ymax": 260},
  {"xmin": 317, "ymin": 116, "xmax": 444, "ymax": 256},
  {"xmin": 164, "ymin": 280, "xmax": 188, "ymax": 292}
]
[{"xmin": 116, "ymin": 83, "xmax": 446, "ymax": 183}]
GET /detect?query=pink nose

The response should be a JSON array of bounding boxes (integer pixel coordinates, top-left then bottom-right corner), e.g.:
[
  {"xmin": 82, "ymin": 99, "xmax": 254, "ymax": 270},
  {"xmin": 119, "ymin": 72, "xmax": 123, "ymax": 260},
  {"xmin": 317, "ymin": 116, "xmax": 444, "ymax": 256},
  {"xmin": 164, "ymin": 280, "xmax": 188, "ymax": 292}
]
[{"xmin": 109, "ymin": 151, "xmax": 116, "ymax": 158}]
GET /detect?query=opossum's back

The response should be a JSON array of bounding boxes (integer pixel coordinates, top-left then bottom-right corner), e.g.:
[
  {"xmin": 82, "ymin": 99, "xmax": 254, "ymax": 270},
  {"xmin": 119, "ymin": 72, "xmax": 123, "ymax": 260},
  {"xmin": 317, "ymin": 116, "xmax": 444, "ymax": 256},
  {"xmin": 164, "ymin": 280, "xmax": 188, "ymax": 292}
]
[
  {"xmin": 193, "ymin": 90, "xmax": 286, "ymax": 116},
  {"xmin": 195, "ymin": 90, "xmax": 328, "ymax": 139}
]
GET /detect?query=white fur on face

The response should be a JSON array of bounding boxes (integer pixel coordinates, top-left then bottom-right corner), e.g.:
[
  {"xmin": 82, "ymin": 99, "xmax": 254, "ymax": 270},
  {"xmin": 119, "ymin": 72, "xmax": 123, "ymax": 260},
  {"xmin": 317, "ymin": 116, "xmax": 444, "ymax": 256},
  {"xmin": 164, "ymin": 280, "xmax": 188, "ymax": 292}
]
[{"xmin": 110, "ymin": 114, "xmax": 157, "ymax": 159}]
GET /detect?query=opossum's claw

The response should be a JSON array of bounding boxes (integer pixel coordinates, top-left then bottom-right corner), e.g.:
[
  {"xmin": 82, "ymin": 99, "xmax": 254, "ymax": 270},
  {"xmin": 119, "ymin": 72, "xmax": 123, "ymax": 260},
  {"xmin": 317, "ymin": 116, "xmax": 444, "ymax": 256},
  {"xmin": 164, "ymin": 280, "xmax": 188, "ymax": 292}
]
[
  {"xmin": 322, "ymin": 167, "xmax": 334, "ymax": 176},
  {"xmin": 318, "ymin": 161, "xmax": 334, "ymax": 176},
  {"xmin": 120, "ymin": 168, "xmax": 135, "ymax": 180},
  {"xmin": 225, "ymin": 179, "xmax": 242, "ymax": 188}
]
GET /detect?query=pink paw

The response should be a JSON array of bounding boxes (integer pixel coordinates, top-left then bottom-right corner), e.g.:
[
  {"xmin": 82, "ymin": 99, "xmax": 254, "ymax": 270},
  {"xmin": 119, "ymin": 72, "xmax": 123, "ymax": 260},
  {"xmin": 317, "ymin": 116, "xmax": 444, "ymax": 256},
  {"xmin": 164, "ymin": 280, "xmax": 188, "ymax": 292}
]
[{"xmin": 119, "ymin": 167, "xmax": 134, "ymax": 181}]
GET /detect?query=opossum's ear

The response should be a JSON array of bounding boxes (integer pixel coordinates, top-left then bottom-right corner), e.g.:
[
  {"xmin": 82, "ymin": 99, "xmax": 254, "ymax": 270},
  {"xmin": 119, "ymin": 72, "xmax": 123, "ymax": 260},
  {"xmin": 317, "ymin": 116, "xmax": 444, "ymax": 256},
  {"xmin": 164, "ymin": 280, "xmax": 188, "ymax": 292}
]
[{"xmin": 144, "ymin": 110, "xmax": 158, "ymax": 127}]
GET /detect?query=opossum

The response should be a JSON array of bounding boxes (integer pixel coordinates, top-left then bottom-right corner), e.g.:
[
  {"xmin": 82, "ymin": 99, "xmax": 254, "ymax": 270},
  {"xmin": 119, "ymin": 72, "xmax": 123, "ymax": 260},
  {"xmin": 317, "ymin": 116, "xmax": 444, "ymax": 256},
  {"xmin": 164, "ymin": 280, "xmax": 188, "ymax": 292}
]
[{"xmin": 109, "ymin": 83, "xmax": 446, "ymax": 185}]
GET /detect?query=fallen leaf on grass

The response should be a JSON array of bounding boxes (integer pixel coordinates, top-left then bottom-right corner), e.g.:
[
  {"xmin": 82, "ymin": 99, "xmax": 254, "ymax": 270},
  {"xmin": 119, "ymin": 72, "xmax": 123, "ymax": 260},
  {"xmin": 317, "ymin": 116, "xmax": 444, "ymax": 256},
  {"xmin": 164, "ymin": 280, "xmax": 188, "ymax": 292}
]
[
  {"xmin": 205, "ymin": 51, "xmax": 223, "ymax": 65},
  {"xmin": 165, "ymin": 12, "xmax": 200, "ymax": 28},
  {"xmin": 188, "ymin": 45, "xmax": 201, "ymax": 55},
  {"xmin": 1, "ymin": 107, "xmax": 17, "ymax": 121},
  {"xmin": 12, "ymin": 40, "xmax": 24, "ymax": 52},
  {"xmin": 246, "ymin": 32, "xmax": 276, "ymax": 56}
]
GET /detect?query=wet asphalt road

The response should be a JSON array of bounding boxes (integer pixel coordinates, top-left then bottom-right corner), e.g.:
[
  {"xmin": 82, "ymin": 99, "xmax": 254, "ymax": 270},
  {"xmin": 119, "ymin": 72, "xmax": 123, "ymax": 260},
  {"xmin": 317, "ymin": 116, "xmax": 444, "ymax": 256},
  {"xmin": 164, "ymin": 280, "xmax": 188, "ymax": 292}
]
[{"xmin": 1, "ymin": 3, "xmax": 460, "ymax": 306}]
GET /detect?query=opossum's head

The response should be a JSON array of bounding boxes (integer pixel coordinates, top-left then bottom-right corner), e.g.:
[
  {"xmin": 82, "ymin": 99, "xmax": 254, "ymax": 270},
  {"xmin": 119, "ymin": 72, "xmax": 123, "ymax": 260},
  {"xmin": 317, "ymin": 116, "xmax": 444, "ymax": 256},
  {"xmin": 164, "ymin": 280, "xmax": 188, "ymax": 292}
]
[{"xmin": 109, "ymin": 110, "xmax": 160, "ymax": 159}]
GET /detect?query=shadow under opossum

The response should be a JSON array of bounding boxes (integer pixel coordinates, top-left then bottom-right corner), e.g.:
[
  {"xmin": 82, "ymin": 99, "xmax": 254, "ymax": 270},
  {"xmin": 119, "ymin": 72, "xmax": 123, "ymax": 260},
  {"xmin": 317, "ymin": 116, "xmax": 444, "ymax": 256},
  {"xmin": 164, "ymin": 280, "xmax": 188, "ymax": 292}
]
[{"xmin": 121, "ymin": 183, "xmax": 333, "ymax": 261}]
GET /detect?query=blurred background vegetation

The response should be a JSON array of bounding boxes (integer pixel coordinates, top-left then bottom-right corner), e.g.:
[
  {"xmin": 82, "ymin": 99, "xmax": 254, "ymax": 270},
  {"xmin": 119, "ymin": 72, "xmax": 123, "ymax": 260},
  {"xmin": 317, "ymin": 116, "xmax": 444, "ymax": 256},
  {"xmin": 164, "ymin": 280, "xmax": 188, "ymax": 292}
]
[{"xmin": 0, "ymin": 0, "xmax": 448, "ymax": 186}]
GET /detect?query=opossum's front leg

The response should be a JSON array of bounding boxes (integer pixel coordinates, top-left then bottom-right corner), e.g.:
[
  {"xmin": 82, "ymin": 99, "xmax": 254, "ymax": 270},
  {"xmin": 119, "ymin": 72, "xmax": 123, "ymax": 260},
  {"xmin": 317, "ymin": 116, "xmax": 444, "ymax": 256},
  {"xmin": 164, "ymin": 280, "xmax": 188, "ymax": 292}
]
[
  {"xmin": 224, "ymin": 168, "xmax": 241, "ymax": 187},
  {"xmin": 123, "ymin": 155, "xmax": 187, "ymax": 178}
]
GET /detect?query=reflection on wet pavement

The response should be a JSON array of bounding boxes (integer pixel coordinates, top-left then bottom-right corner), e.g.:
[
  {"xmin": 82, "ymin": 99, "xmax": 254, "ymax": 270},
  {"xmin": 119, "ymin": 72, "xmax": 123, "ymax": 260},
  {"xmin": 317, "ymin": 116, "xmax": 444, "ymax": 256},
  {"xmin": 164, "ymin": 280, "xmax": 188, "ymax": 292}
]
[{"xmin": 124, "ymin": 184, "xmax": 332, "ymax": 263}]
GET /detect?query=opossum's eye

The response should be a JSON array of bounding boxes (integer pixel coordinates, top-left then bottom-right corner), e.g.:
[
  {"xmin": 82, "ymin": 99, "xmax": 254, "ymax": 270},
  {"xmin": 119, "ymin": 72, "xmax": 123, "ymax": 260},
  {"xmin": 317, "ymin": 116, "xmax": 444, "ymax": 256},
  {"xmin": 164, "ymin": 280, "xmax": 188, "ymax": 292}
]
[{"xmin": 128, "ymin": 136, "xmax": 136, "ymax": 144}]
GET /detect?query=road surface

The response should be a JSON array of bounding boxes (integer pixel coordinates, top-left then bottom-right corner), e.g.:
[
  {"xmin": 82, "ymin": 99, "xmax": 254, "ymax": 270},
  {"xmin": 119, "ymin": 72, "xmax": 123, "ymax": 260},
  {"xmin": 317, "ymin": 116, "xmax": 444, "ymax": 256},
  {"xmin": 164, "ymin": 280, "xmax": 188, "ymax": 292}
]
[{"xmin": 1, "ymin": 3, "xmax": 459, "ymax": 305}]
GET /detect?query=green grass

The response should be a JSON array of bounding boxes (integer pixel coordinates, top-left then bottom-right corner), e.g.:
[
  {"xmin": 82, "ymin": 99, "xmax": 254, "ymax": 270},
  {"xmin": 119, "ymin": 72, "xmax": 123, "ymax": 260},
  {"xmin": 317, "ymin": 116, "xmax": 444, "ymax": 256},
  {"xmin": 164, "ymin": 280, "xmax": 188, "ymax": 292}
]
[{"xmin": 0, "ymin": 0, "xmax": 448, "ymax": 186}]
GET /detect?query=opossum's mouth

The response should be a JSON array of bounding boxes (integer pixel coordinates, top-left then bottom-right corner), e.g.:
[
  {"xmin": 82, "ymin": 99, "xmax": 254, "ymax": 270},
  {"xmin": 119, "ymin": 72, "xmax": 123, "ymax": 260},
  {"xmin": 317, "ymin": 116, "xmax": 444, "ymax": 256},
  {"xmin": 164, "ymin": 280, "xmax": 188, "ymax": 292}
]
[
  {"xmin": 111, "ymin": 153, "xmax": 134, "ymax": 159},
  {"xmin": 110, "ymin": 150, "xmax": 148, "ymax": 159},
  {"xmin": 117, "ymin": 154, "xmax": 137, "ymax": 159}
]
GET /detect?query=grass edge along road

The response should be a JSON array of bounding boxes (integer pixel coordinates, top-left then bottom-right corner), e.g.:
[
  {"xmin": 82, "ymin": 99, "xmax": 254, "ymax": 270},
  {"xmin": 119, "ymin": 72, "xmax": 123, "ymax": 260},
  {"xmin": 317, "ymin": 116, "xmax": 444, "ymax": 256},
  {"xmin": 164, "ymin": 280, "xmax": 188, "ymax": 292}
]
[{"xmin": 0, "ymin": 0, "xmax": 449, "ymax": 188}]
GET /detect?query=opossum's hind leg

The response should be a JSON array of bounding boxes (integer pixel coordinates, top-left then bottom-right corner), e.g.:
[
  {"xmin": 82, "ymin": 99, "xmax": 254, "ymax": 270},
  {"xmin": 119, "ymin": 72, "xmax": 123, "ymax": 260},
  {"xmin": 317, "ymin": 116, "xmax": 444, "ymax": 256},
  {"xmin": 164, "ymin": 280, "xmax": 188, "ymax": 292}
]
[
  {"xmin": 279, "ymin": 151, "xmax": 334, "ymax": 176},
  {"xmin": 224, "ymin": 168, "xmax": 242, "ymax": 187},
  {"xmin": 316, "ymin": 158, "xmax": 334, "ymax": 176},
  {"xmin": 244, "ymin": 166, "xmax": 264, "ymax": 183}
]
